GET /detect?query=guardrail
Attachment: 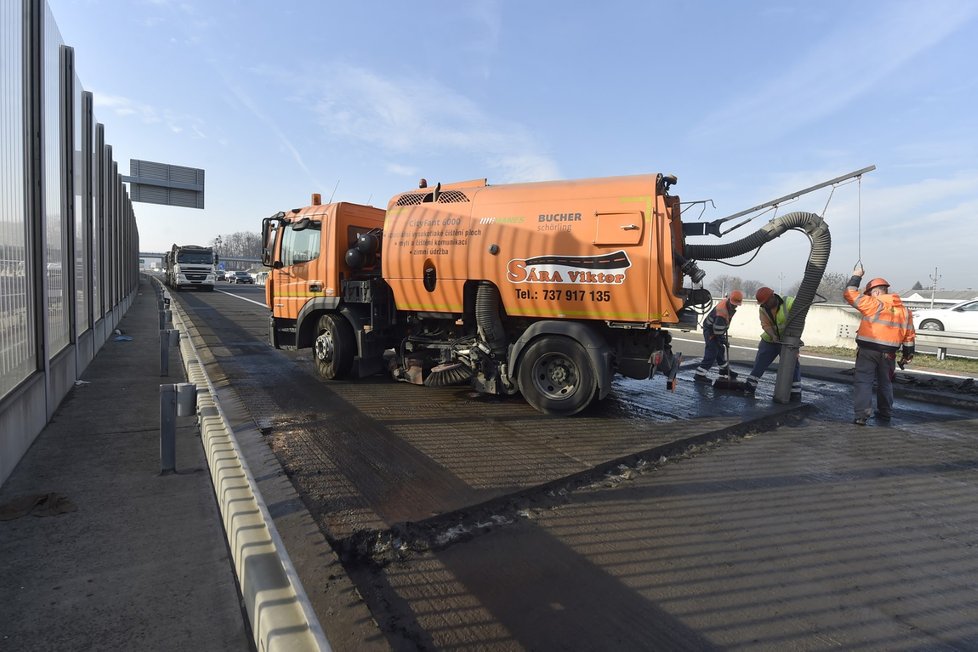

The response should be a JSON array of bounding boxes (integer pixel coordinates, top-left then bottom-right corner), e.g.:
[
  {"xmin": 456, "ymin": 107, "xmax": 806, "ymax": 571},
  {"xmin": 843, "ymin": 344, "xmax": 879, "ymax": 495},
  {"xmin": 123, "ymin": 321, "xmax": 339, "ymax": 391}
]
[{"xmin": 914, "ymin": 330, "xmax": 978, "ymax": 360}]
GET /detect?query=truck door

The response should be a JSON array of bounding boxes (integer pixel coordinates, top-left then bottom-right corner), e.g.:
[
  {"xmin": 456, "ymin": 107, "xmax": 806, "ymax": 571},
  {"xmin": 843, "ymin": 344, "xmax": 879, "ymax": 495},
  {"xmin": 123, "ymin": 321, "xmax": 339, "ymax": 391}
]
[
  {"xmin": 271, "ymin": 219, "xmax": 322, "ymax": 320},
  {"xmin": 593, "ymin": 209, "xmax": 648, "ymax": 319}
]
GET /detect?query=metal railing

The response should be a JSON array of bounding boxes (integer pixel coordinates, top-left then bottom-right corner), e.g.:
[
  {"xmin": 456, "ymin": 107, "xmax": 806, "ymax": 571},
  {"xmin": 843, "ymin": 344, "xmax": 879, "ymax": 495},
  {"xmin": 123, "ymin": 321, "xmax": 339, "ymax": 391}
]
[{"xmin": 914, "ymin": 330, "xmax": 978, "ymax": 360}]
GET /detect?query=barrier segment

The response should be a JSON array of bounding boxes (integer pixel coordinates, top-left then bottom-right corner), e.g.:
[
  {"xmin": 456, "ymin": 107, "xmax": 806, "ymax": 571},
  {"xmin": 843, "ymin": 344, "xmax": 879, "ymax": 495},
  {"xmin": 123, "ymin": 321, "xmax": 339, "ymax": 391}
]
[
  {"xmin": 157, "ymin": 280, "xmax": 331, "ymax": 652},
  {"xmin": 160, "ymin": 328, "xmax": 179, "ymax": 376}
]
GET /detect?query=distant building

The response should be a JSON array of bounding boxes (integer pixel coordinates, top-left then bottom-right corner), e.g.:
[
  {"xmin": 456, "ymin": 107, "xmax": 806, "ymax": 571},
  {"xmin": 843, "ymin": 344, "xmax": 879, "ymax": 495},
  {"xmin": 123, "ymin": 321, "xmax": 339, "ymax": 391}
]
[{"xmin": 899, "ymin": 289, "xmax": 978, "ymax": 310}]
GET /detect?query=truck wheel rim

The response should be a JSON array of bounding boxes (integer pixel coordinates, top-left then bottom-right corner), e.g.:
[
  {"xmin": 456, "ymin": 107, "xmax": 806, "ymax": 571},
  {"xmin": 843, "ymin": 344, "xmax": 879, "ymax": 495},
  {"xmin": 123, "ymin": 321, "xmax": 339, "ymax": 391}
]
[
  {"xmin": 315, "ymin": 331, "xmax": 334, "ymax": 363},
  {"xmin": 531, "ymin": 352, "xmax": 578, "ymax": 400}
]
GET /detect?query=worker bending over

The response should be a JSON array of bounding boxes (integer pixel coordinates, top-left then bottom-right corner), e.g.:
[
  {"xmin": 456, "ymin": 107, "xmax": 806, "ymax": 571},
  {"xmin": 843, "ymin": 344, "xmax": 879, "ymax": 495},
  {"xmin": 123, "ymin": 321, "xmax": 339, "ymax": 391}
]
[
  {"xmin": 694, "ymin": 291, "xmax": 743, "ymax": 384},
  {"xmin": 744, "ymin": 286, "xmax": 802, "ymax": 401}
]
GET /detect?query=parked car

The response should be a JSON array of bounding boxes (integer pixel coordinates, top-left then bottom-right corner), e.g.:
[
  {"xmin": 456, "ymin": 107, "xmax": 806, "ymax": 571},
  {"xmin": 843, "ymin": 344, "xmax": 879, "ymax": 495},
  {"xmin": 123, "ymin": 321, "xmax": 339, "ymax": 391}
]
[
  {"xmin": 913, "ymin": 299, "xmax": 978, "ymax": 333},
  {"xmin": 230, "ymin": 271, "xmax": 254, "ymax": 284}
]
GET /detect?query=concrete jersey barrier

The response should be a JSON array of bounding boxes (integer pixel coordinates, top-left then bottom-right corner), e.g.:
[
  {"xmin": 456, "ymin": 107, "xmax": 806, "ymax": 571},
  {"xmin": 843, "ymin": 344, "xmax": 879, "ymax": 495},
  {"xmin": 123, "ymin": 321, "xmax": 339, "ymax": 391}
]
[{"xmin": 156, "ymin": 279, "xmax": 331, "ymax": 652}]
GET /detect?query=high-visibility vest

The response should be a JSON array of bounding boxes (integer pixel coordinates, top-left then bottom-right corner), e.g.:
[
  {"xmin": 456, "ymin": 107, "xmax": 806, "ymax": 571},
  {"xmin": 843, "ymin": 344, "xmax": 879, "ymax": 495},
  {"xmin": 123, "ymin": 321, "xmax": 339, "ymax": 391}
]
[
  {"xmin": 759, "ymin": 295, "xmax": 794, "ymax": 343},
  {"xmin": 844, "ymin": 287, "xmax": 915, "ymax": 350},
  {"xmin": 703, "ymin": 299, "xmax": 736, "ymax": 337}
]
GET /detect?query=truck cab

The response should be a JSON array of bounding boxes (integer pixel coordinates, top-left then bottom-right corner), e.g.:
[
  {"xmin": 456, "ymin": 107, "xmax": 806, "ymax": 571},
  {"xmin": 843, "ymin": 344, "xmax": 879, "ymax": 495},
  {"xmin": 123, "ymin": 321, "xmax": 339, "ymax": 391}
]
[{"xmin": 262, "ymin": 197, "xmax": 387, "ymax": 377}]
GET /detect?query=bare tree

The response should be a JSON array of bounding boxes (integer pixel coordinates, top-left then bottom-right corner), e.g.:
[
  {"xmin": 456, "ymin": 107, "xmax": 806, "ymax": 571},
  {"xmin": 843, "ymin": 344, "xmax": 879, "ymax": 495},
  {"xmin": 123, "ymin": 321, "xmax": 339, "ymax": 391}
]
[
  {"xmin": 211, "ymin": 231, "xmax": 262, "ymax": 259},
  {"xmin": 710, "ymin": 274, "xmax": 764, "ymax": 299},
  {"xmin": 740, "ymin": 279, "xmax": 765, "ymax": 297},
  {"xmin": 787, "ymin": 271, "xmax": 849, "ymax": 303},
  {"xmin": 709, "ymin": 274, "xmax": 739, "ymax": 297}
]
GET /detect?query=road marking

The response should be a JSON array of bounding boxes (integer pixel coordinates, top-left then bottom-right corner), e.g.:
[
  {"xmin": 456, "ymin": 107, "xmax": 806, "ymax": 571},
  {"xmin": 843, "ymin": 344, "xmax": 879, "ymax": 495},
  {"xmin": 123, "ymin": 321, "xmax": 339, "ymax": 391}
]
[{"xmin": 215, "ymin": 289, "xmax": 268, "ymax": 308}]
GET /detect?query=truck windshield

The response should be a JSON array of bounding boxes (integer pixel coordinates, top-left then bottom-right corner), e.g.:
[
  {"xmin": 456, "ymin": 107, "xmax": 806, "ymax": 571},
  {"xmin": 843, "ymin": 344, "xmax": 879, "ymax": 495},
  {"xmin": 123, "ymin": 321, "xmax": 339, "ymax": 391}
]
[
  {"xmin": 177, "ymin": 252, "xmax": 214, "ymax": 264},
  {"xmin": 281, "ymin": 222, "xmax": 321, "ymax": 266}
]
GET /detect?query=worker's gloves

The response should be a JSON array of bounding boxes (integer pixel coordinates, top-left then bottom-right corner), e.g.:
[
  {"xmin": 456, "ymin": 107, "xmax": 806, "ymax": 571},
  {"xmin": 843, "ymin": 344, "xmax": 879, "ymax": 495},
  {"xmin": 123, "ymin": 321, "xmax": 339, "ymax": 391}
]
[{"xmin": 852, "ymin": 264, "xmax": 865, "ymax": 277}]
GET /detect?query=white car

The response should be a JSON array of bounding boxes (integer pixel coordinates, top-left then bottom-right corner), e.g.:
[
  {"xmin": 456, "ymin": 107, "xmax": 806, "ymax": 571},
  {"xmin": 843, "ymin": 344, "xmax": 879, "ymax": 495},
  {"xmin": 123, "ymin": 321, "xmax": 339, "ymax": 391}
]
[{"xmin": 913, "ymin": 299, "xmax": 978, "ymax": 333}]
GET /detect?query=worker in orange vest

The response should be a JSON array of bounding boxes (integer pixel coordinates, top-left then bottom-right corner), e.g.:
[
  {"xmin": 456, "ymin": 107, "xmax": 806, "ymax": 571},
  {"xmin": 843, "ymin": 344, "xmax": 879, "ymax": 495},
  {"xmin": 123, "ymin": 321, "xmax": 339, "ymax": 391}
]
[
  {"xmin": 694, "ymin": 290, "xmax": 743, "ymax": 384},
  {"xmin": 844, "ymin": 265, "xmax": 915, "ymax": 425}
]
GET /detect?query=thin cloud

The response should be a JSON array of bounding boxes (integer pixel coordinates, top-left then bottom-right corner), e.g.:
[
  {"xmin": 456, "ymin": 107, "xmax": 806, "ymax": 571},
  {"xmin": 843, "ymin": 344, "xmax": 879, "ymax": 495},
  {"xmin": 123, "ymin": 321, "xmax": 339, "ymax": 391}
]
[
  {"xmin": 819, "ymin": 171, "xmax": 977, "ymax": 286},
  {"xmin": 92, "ymin": 92, "xmax": 204, "ymax": 137},
  {"xmin": 386, "ymin": 162, "xmax": 419, "ymax": 177},
  {"xmin": 464, "ymin": 0, "xmax": 502, "ymax": 80},
  {"xmin": 889, "ymin": 140, "xmax": 975, "ymax": 170},
  {"xmin": 216, "ymin": 70, "xmax": 326, "ymax": 191},
  {"xmin": 691, "ymin": 1, "xmax": 978, "ymax": 143},
  {"xmin": 290, "ymin": 64, "xmax": 560, "ymax": 183},
  {"xmin": 94, "ymin": 93, "xmax": 161, "ymax": 123},
  {"xmin": 124, "ymin": 4, "xmax": 325, "ymax": 190},
  {"xmin": 860, "ymin": 171, "xmax": 978, "ymax": 230}
]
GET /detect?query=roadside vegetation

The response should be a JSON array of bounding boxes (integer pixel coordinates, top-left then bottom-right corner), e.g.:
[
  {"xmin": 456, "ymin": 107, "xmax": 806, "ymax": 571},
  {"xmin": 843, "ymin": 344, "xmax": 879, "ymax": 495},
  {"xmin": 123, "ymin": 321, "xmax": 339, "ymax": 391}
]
[{"xmin": 803, "ymin": 346, "xmax": 978, "ymax": 377}]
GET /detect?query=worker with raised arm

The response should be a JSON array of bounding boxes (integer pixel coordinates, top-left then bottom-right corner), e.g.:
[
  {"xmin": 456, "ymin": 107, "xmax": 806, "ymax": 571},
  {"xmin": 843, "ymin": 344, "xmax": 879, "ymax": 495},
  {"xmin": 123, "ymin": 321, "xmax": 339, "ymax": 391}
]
[
  {"xmin": 844, "ymin": 265, "xmax": 916, "ymax": 425},
  {"xmin": 744, "ymin": 286, "xmax": 803, "ymax": 400},
  {"xmin": 694, "ymin": 290, "xmax": 743, "ymax": 384}
]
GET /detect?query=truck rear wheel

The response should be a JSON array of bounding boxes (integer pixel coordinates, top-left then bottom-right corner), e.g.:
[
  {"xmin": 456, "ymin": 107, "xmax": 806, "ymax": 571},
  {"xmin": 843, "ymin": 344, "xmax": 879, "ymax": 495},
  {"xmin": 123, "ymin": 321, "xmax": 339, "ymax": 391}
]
[
  {"xmin": 517, "ymin": 335, "xmax": 597, "ymax": 416},
  {"xmin": 314, "ymin": 313, "xmax": 355, "ymax": 380}
]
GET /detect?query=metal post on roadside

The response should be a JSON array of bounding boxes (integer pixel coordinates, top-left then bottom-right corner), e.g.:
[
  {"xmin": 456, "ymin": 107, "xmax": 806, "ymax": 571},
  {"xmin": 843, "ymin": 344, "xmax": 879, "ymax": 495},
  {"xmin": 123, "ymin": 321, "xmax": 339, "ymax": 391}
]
[
  {"xmin": 160, "ymin": 384, "xmax": 177, "ymax": 474},
  {"xmin": 176, "ymin": 382, "xmax": 197, "ymax": 417},
  {"xmin": 160, "ymin": 328, "xmax": 180, "ymax": 376},
  {"xmin": 157, "ymin": 288, "xmax": 172, "ymax": 328},
  {"xmin": 160, "ymin": 383, "xmax": 197, "ymax": 475},
  {"xmin": 159, "ymin": 290, "xmax": 172, "ymax": 329}
]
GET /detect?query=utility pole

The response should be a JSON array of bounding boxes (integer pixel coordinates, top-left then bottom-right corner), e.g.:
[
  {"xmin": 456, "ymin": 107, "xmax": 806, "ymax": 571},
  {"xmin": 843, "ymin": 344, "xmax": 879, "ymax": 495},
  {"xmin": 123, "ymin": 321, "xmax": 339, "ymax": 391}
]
[{"xmin": 929, "ymin": 267, "xmax": 940, "ymax": 309}]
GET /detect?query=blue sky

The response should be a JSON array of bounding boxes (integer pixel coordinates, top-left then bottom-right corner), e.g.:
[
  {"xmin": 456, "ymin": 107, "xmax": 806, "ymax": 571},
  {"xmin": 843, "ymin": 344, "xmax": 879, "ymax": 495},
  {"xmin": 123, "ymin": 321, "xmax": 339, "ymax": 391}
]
[{"xmin": 49, "ymin": 0, "xmax": 978, "ymax": 292}]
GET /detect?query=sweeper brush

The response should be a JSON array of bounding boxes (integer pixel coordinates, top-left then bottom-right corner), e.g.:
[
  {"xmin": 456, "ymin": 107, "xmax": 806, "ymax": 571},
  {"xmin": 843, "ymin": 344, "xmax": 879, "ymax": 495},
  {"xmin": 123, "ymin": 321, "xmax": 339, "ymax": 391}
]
[{"xmin": 424, "ymin": 362, "xmax": 475, "ymax": 387}]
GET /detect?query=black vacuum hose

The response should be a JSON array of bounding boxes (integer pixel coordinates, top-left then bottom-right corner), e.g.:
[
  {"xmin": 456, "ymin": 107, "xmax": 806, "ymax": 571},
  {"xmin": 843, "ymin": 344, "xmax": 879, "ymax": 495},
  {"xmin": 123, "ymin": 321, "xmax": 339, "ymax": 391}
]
[
  {"xmin": 476, "ymin": 282, "xmax": 508, "ymax": 357},
  {"xmin": 684, "ymin": 211, "xmax": 831, "ymax": 339}
]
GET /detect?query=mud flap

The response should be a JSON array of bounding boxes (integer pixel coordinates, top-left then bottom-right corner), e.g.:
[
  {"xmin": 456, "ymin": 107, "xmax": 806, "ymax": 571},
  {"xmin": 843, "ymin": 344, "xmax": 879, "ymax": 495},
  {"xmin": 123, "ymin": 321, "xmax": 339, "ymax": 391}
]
[{"xmin": 650, "ymin": 349, "xmax": 683, "ymax": 392}]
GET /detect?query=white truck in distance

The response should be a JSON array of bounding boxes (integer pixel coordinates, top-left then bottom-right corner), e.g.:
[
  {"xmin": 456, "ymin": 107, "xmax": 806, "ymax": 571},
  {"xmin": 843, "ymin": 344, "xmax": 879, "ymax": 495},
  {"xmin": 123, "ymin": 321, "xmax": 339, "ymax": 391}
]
[{"xmin": 164, "ymin": 244, "xmax": 218, "ymax": 291}]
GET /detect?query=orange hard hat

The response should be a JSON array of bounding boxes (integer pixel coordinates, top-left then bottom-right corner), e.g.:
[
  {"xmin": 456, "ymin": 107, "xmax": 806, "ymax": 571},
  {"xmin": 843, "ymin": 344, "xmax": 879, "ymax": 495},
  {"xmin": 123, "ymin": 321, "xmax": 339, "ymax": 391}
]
[
  {"xmin": 728, "ymin": 290, "xmax": 744, "ymax": 306},
  {"xmin": 864, "ymin": 277, "xmax": 890, "ymax": 295},
  {"xmin": 755, "ymin": 287, "xmax": 774, "ymax": 304}
]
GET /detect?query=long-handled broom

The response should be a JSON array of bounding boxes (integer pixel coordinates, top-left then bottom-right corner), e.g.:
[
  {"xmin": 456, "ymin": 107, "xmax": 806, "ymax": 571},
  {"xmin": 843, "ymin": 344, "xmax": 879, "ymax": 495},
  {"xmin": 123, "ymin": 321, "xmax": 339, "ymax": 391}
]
[{"xmin": 712, "ymin": 339, "xmax": 747, "ymax": 391}]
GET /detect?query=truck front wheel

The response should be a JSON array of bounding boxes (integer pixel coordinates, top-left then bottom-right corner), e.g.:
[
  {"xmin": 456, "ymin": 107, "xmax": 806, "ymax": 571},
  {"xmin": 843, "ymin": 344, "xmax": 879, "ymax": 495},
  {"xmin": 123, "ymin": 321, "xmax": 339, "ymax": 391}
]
[
  {"xmin": 314, "ymin": 313, "xmax": 355, "ymax": 380},
  {"xmin": 517, "ymin": 336, "xmax": 597, "ymax": 416}
]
